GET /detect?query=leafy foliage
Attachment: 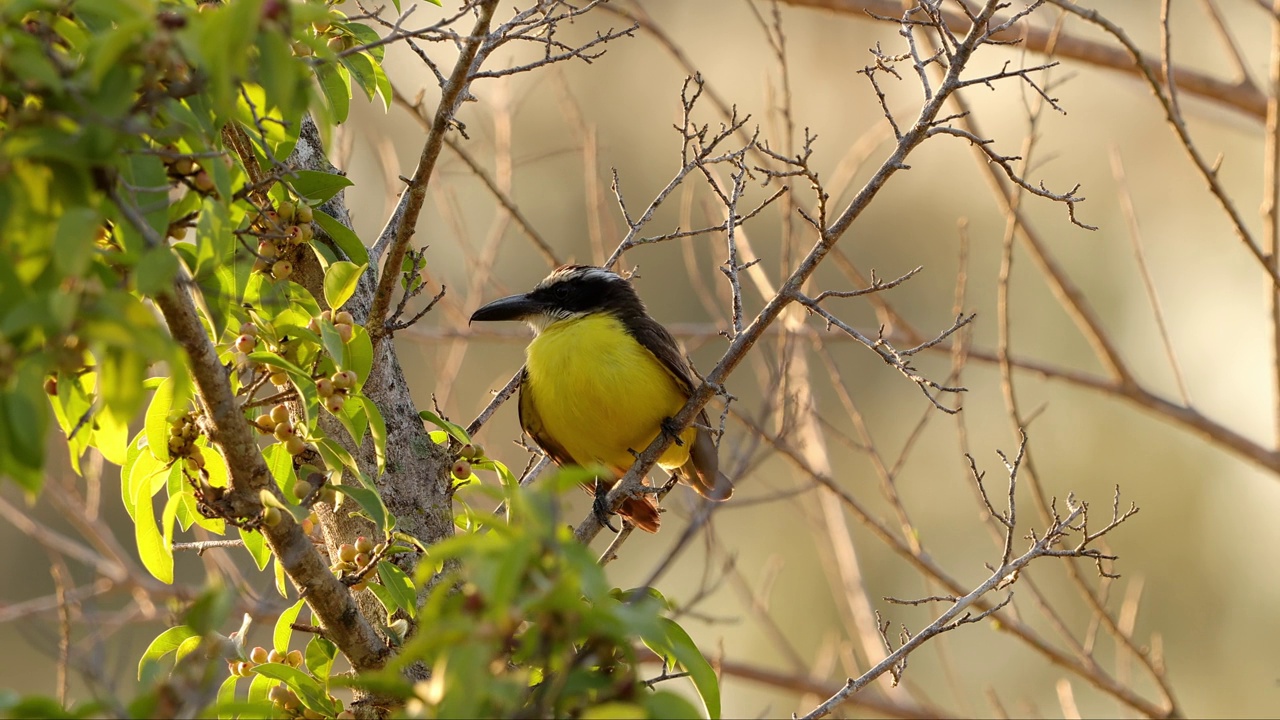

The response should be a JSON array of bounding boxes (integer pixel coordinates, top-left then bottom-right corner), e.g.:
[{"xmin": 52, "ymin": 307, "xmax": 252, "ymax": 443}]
[{"xmin": 0, "ymin": 0, "xmax": 721, "ymax": 718}]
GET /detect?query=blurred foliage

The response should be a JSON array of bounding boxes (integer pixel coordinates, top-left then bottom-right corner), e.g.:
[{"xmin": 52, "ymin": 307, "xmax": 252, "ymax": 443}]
[{"xmin": 0, "ymin": 0, "xmax": 719, "ymax": 717}]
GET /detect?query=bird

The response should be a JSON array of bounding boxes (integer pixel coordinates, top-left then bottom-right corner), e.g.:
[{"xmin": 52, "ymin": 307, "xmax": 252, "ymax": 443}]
[{"xmin": 469, "ymin": 265, "xmax": 733, "ymax": 532}]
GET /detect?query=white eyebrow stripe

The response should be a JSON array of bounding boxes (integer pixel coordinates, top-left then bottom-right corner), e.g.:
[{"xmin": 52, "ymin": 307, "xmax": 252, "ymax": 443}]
[{"xmin": 537, "ymin": 266, "xmax": 625, "ymax": 288}]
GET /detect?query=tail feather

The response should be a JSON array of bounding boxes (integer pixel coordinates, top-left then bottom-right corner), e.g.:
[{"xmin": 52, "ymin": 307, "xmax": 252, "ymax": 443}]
[
  {"xmin": 683, "ymin": 423, "xmax": 733, "ymax": 501},
  {"xmin": 618, "ymin": 495, "xmax": 662, "ymax": 533}
]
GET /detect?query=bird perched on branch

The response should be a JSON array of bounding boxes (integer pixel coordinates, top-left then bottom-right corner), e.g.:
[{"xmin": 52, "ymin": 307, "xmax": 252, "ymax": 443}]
[{"xmin": 470, "ymin": 265, "xmax": 733, "ymax": 532}]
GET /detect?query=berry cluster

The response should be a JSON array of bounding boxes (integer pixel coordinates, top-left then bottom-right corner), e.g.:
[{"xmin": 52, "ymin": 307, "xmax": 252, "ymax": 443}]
[
  {"xmin": 330, "ymin": 535, "xmax": 381, "ymax": 592},
  {"xmin": 254, "ymin": 403, "xmax": 309, "ymax": 456},
  {"xmin": 451, "ymin": 442, "xmax": 485, "ymax": 481},
  {"xmin": 307, "ymin": 309, "xmax": 355, "ymax": 344},
  {"xmin": 250, "ymin": 199, "xmax": 316, "ymax": 281},
  {"xmin": 168, "ymin": 412, "xmax": 206, "ymax": 472}
]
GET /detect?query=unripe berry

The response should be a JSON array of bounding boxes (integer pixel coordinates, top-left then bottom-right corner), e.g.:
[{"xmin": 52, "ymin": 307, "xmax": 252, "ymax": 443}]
[
  {"xmin": 452, "ymin": 459, "xmax": 472, "ymax": 479},
  {"xmin": 458, "ymin": 443, "xmax": 477, "ymax": 459},
  {"xmin": 330, "ymin": 371, "xmax": 351, "ymax": 390},
  {"xmin": 306, "ymin": 317, "xmax": 321, "ymax": 334},
  {"xmin": 172, "ymin": 157, "xmax": 196, "ymax": 176},
  {"xmin": 321, "ymin": 310, "xmax": 333, "ymax": 323},
  {"xmin": 254, "ymin": 414, "xmax": 275, "ymax": 433},
  {"xmin": 269, "ymin": 371, "xmax": 289, "ymax": 387},
  {"xmin": 326, "ymin": 35, "xmax": 345, "ymax": 52},
  {"xmin": 338, "ymin": 543, "xmax": 357, "ymax": 563},
  {"xmin": 252, "ymin": 258, "xmax": 270, "ymax": 274},
  {"xmin": 270, "ymin": 404, "xmax": 290, "ymax": 425},
  {"xmin": 287, "ymin": 649, "xmax": 303, "ymax": 668},
  {"xmin": 335, "ymin": 311, "xmax": 353, "ymax": 326},
  {"xmin": 268, "ymin": 685, "xmax": 288, "ymax": 704},
  {"xmin": 354, "ymin": 552, "xmax": 370, "ymax": 567},
  {"xmin": 192, "ymin": 169, "xmax": 215, "ymax": 193},
  {"xmin": 320, "ymin": 486, "xmax": 338, "ymax": 506},
  {"xmin": 293, "ymin": 480, "xmax": 314, "ymax": 500},
  {"xmin": 234, "ymin": 334, "xmax": 256, "ymax": 353},
  {"xmin": 335, "ymin": 323, "xmax": 353, "ymax": 343},
  {"xmin": 273, "ymin": 422, "xmax": 294, "ymax": 442},
  {"xmin": 257, "ymin": 240, "xmax": 277, "ymax": 259},
  {"xmin": 296, "ymin": 204, "xmax": 314, "ymax": 223},
  {"xmin": 355, "ymin": 536, "xmax": 374, "ymax": 554},
  {"xmin": 267, "ymin": 648, "xmax": 285, "ymax": 664},
  {"xmin": 169, "ymin": 436, "xmax": 186, "ymax": 453},
  {"xmin": 239, "ymin": 322, "xmax": 258, "ymax": 337},
  {"xmin": 277, "ymin": 201, "xmax": 296, "ymax": 222},
  {"xmin": 262, "ymin": 506, "xmax": 282, "ymax": 527},
  {"xmin": 291, "ymin": 40, "xmax": 313, "ymax": 57},
  {"xmin": 250, "ymin": 646, "xmax": 270, "ymax": 665},
  {"xmin": 271, "ymin": 260, "xmax": 293, "ymax": 280},
  {"xmin": 285, "ymin": 436, "xmax": 306, "ymax": 455},
  {"xmin": 315, "ymin": 378, "xmax": 334, "ymax": 397},
  {"xmin": 324, "ymin": 394, "xmax": 345, "ymax": 414}
]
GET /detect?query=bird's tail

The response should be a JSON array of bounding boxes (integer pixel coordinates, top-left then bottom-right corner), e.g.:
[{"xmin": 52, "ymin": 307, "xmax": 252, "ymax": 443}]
[
  {"xmin": 682, "ymin": 424, "xmax": 734, "ymax": 501},
  {"xmin": 619, "ymin": 495, "xmax": 662, "ymax": 533}
]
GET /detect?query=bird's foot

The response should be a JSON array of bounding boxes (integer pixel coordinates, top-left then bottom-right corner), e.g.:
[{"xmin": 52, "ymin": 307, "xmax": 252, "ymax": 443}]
[
  {"xmin": 592, "ymin": 479, "xmax": 620, "ymax": 533},
  {"xmin": 660, "ymin": 417, "xmax": 685, "ymax": 447}
]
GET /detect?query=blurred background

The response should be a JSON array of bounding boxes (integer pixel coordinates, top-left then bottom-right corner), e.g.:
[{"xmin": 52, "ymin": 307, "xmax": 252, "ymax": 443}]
[{"xmin": 6, "ymin": 1, "xmax": 1280, "ymax": 717}]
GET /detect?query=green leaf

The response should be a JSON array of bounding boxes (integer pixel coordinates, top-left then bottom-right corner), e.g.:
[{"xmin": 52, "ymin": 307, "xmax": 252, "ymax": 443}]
[
  {"xmin": 274, "ymin": 598, "xmax": 306, "ymax": 654},
  {"xmin": 250, "ymin": 663, "xmax": 337, "ymax": 716},
  {"xmin": 134, "ymin": 462, "xmax": 174, "ymax": 583},
  {"xmin": 289, "ymin": 170, "xmax": 353, "ymax": 204},
  {"xmin": 641, "ymin": 618, "xmax": 720, "ymax": 720},
  {"xmin": 239, "ymin": 524, "xmax": 270, "ymax": 571},
  {"xmin": 377, "ymin": 561, "xmax": 416, "ymax": 619},
  {"xmin": 315, "ymin": 62, "xmax": 350, "ymax": 124},
  {"xmin": 360, "ymin": 396, "xmax": 387, "ymax": 474},
  {"xmin": 144, "ymin": 376, "xmax": 177, "ymax": 463},
  {"xmin": 313, "ymin": 209, "xmax": 368, "ymax": 266},
  {"xmin": 138, "ymin": 625, "xmax": 199, "ymax": 681},
  {"xmin": 215, "ymin": 675, "xmax": 239, "ymax": 720},
  {"xmin": 53, "ymin": 207, "xmax": 100, "ymax": 276},
  {"xmin": 642, "ymin": 691, "xmax": 703, "ymax": 720},
  {"xmin": 365, "ymin": 582, "xmax": 399, "ymax": 622},
  {"xmin": 419, "ymin": 410, "xmax": 470, "ymax": 444},
  {"xmin": 305, "ymin": 634, "xmax": 338, "ymax": 685},
  {"xmin": 327, "ymin": 481, "xmax": 389, "ymax": 535},
  {"xmin": 323, "ymin": 261, "xmax": 365, "ymax": 310},
  {"xmin": 134, "ymin": 245, "xmax": 181, "ymax": 297},
  {"xmin": 582, "ymin": 702, "xmax": 647, "ymax": 719}
]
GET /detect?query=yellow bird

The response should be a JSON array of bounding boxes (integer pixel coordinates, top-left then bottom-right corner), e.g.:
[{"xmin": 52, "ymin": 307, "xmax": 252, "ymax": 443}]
[{"xmin": 470, "ymin": 265, "xmax": 733, "ymax": 532}]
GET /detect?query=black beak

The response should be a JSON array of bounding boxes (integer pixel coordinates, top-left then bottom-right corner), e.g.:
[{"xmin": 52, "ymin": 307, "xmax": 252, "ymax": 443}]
[{"xmin": 470, "ymin": 294, "xmax": 540, "ymax": 324}]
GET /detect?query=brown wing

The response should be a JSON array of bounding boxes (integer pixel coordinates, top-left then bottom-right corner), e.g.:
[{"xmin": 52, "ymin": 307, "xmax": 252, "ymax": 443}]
[
  {"xmin": 518, "ymin": 367, "xmax": 663, "ymax": 532},
  {"xmin": 626, "ymin": 317, "xmax": 733, "ymax": 501}
]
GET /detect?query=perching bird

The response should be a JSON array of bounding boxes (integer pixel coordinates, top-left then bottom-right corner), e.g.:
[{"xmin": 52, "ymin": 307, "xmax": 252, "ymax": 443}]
[{"xmin": 470, "ymin": 265, "xmax": 733, "ymax": 532}]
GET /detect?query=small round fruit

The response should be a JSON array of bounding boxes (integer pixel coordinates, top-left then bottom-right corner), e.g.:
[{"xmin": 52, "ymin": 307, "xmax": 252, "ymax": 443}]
[
  {"xmin": 277, "ymin": 201, "xmax": 296, "ymax": 222},
  {"xmin": 268, "ymin": 685, "xmax": 288, "ymax": 704},
  {"xmin": 273, "ymin": 422, "xmax": 294, "ymax": 442},
  {"xmin": 335, "ymin": 323, "xmax": 353, "ymax": 343},
  {"xmin": 324, "ymin": 394, "xmax": 345, "ymax": 414},
  {"xmin": 239, "ymin": 322, "xmax": 258, "ymax": 337},
  {"xmin": 254, "ymin": 414, "xmax": 275, "ymax": 434},
  {"xmin": 252, "ymin": 258, "xmax": 270, "ymax": 274},
  {"xmin": 234, "ymin": 334, "xmax": 256, "ymax": 353},
  {"xmin": 315, "ymin": 378, "xmax": 334, "ymax": 397},
  {"xmin": 338, "ymin": 543, "xmax": 357, "ymax": 563},
  {"xmin": 285, "ymin": 436, "xmax": 306, "ymax": 456},
  {"xmin": 169, "ymin": 436, "xmax": 187, "ymax": 453},
  {"xmin": 321, "ymin": 309, "xmax": 333, "ymax": 323},
  {"xmin": 306, "ymin": 317, "xmax": 321, "ymax": 334},
  {"xmin": 293, "ymin": 480, "xmax": 314, "ymax": 500},
  {"xmin": 257, "ymin": 239, "xmax": 278, "ymax": 259},
  {"xmin": 330, "ymin": 372, "xmax": 350, "ymax": 390},
  {"xmin": 320, "ymin": 486, "xmax": 338, "ymax": 505},
  {"xmin": 291, "ymin": 40, "xmax": 313, "ymax": 57},
  {"xmin": 355, "ymin": 535, "xmax": 374, "ymax": 554},
  {"xmin": 296, "ymin": 204, "xmax": 313, "ymax": 223},
  {"xmin": 452, "ymin": 459, "xmax": 472, "ymax": 479},
  {"xmin": 286, "ymin": 649, "xmax": 303, "ymax": 667},
  {"xmin": 262, "ymin": 506, "xmax": 282, "ymax": 527},
  {"xmin": 469, "ymin": 443, "xmax": 485, "ymax": 459},
  {"xmin": 335, "ymin": 311, "xmax": 353, "ymax": 326},
  {"xmin": 354, "ymin": 552, "xmax": 370, "ymax": 567},
  {"xmin": 351, "ymin": 581, "xmax": 367, "ymax": 593},
  {"xmin": 269, "ymin": 371, "xmax": 289, "ymax": 387},
  {"xmin": 193, "ymin": 169, "xmax": 215, "ymax": 193},
  {"xmin": 172, "ymin": 157, "xmax": 196, "ymax": 175},
  {"xmin": 267, "ymin": 648, "xmax": 285, "ymax": 664},
  {"xmin": 326, "ymin": 35, "xmax": 345, "ymax": 52},
  {"xmin": 250, "ymin": 646, "xmax": 270, "ymax": 665},
  {"xmin": 271, "ymin": 260, "xmax": 293, "ymax": 280},
  {"xmin": 270, "ymin": 404, "xmax": 290, "ymax": 425},
  {"xmin": 458, "ymin": 443, "xmax": 476, "ymax": 459}
]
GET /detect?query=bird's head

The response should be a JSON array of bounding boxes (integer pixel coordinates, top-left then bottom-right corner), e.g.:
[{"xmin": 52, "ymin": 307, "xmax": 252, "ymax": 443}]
[{"xmin": 469, "ymin": 265, "xmax": 645, "ymax": 334}]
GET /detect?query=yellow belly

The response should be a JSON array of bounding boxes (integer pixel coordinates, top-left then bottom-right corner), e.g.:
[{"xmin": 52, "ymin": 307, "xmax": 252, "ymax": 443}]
[{"xmin": 524, "ymin": 313, "xmax": 695, "ymax": 474}]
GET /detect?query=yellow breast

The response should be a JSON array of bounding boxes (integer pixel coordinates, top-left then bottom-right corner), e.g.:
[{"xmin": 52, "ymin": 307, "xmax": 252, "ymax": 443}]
[{"xmin": 524, "ymin": 313, "xmax": 695, "ymax": 474}]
